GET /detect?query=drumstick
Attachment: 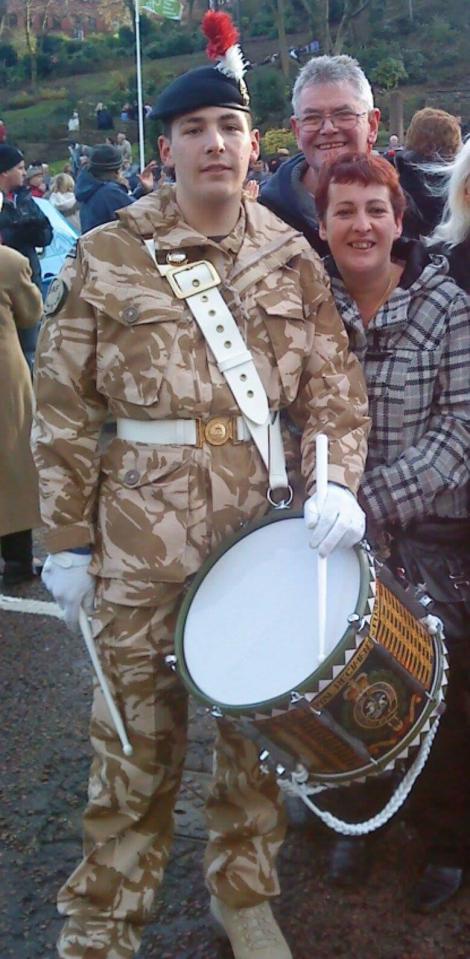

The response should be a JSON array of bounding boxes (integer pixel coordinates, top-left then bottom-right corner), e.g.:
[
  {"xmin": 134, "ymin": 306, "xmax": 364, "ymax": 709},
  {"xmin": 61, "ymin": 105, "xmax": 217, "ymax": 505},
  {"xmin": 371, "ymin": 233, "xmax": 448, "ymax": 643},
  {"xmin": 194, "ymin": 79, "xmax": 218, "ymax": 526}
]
[
  {"xmin": 316, "ymin": 434, "xmax": 328, "ymax": 663},
  {"xmin": 78, "ymin": 606, "xmax": 133, "ymax": 756}
]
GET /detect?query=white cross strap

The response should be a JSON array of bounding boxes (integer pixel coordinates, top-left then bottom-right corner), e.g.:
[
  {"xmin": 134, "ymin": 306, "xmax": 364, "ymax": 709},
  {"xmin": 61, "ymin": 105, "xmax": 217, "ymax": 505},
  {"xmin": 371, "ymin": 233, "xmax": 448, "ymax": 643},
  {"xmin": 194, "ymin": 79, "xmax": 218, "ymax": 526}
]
[{"xmin": 144, "ymin": 242, "xmax": 288, "ymax": 492}]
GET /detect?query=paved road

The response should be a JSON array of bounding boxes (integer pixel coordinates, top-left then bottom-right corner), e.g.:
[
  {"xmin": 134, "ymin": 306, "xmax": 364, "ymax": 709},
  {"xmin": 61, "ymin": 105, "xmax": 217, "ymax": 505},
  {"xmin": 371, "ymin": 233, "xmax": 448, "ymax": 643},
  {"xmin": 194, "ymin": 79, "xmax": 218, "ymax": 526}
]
[{"xmin": 1, "ymin": 573, "xmax": 469, "ymax": 959}]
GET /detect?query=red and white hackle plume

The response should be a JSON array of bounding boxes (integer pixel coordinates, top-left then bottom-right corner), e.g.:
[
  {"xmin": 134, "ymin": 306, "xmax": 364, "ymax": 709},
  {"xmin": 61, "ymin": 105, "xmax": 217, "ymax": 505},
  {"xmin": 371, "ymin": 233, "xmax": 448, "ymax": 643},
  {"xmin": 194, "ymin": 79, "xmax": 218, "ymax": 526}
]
[{"xmin": 201, "ymin": 11, "xmax": 248, "ymax": 89}]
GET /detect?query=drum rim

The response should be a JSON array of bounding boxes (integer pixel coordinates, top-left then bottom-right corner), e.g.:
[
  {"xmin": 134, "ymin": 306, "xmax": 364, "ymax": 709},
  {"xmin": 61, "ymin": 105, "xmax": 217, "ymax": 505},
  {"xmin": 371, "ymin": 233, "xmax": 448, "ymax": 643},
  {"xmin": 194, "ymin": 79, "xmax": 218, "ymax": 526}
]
[{"xmin": 175, "ymin": 509, "xmax": 372, "ymax": 715}]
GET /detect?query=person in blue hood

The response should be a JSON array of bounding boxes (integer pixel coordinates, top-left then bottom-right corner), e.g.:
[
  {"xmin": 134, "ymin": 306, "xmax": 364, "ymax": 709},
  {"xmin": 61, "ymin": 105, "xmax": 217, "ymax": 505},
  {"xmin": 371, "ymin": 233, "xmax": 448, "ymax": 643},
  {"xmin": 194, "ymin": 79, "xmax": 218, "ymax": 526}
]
[
  {"xmin": 75, "ymin": 144, "xmax": 135, "ymax": 234},
  {"xmin": 260, "ymin": 54, "xmax": 423, "ymax": 252}
]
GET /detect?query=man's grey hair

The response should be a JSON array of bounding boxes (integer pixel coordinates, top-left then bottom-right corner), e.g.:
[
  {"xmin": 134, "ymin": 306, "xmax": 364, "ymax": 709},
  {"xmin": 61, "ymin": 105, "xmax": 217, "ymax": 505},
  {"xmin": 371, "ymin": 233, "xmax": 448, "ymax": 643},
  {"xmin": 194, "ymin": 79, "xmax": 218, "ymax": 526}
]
[{"xmin": 292, "ymin": 55, "xmax": 374, "ymax": 116}]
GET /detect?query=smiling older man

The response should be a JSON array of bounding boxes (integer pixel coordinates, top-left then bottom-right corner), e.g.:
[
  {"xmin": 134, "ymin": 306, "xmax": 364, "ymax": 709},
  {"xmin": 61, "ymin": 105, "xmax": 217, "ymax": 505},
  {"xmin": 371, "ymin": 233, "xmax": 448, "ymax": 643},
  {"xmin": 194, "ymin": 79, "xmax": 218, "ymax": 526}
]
[{"xmin": 260, "ymin": 55, "xmax": 421, "ymax": 252}]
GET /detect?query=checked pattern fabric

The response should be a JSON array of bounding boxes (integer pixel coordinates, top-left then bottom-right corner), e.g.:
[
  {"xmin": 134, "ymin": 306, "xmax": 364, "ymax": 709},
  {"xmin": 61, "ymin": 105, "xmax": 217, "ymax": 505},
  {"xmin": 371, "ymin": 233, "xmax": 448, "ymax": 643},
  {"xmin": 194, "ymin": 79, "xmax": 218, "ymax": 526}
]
[{"xmin": 330, "ymin": 252, "xmax": 470, "ymax": 528}]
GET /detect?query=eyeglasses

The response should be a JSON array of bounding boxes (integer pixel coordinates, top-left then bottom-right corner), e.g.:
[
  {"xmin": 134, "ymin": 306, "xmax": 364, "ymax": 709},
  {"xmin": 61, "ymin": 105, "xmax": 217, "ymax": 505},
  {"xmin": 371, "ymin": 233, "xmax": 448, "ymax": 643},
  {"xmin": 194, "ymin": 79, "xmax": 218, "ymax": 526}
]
[{"xmin": 296, "ymin": 110, "xmax": 369, "ymax": 132}]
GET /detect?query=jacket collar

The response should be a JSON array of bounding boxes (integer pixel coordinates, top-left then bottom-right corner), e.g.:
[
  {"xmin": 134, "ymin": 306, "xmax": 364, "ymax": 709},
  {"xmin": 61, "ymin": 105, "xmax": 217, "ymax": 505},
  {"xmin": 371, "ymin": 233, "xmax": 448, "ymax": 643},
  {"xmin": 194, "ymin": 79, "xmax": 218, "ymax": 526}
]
[{"xmin": 325, "ymin": 238, "xmax": 450, "ymax": 334}]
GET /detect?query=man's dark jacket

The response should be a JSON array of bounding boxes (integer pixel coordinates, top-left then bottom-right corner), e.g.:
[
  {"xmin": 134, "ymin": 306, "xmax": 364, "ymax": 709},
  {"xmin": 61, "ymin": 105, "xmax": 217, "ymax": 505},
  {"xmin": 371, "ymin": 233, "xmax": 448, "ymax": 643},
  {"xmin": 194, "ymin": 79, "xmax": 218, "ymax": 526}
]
[
  {"xmin": 259, "ymin": 153, "xmax": 329, "ymax": 255},
  {"xmin": 75, "ymin": 170, "xmax": 134, "ymax": 234},
  {"xmin": 0, "ymin": 186, "xmax": 52, "ymax": 289},
  {"xmin": 260, "ymin": 151, "xmax": 425, "ymax": 253}
]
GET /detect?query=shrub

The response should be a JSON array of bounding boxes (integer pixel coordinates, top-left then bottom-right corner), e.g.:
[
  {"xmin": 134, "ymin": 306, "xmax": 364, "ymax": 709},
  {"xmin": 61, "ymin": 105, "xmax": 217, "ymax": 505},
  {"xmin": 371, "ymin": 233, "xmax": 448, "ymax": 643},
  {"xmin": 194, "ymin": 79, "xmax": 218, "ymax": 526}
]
[
  {"xmin": 7, "ymin": 92, "xmax": 39, "ymax": 110},
  {"xmin": 250, "ymin": 70, "xmax": 290, "ymax": 127},
  {"xmin": 262, "ymin": 128, "xmax": 297, "ymax": 155},
  {"xmin": 0, "ymin": 43, "xmax": 17, "ymax": 67},
  {"xmin": 371, "ymin": 57, "xmax": 408, "ymax": 91}
]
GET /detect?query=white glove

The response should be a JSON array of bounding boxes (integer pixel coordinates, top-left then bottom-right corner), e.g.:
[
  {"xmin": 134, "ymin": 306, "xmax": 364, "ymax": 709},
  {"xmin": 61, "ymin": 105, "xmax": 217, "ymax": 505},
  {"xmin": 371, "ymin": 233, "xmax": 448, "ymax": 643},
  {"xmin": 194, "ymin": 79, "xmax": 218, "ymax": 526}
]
[
  {"xmin": 304, "ymin": 483, "xmax": 366, "ymax": 557},
  {"xmin": 42, "ymin": 551, "xmax": 95, "ymax": 631}
]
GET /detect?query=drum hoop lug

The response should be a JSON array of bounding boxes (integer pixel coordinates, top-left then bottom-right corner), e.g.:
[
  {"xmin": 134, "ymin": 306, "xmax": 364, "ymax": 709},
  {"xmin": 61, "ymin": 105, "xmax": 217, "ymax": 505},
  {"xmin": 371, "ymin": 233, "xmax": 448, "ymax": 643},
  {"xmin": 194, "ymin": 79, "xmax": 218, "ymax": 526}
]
[
  {"xmin": 290, "ymin": 690, "xmax": 303, "ymax": 704},
  {"xmin": 164, "ymin": 654, "xmax": 177, "ymax": 671},
  {"xmin": 347, "ymin": 612, "xmax": 367, "ymax": 633},
  {"xmin": 210, "ymin": 706, "xmax": 224, "ymax": 718}
]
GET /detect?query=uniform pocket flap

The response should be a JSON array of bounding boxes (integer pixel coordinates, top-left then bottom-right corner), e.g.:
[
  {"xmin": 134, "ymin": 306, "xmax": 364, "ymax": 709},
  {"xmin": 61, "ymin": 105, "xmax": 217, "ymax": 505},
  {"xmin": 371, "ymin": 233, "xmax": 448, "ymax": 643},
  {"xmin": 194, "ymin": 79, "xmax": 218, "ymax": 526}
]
[
  {"xmin": 101, "ymin": 440, "xmax": 189, "ymax": 488},
  {"xmin": 256, "ymin": 289, "xmax": 305, "ymax": 322},
  {"xmin": 82, "ymin": 280, "xmax": 181, "ymax": 327}
]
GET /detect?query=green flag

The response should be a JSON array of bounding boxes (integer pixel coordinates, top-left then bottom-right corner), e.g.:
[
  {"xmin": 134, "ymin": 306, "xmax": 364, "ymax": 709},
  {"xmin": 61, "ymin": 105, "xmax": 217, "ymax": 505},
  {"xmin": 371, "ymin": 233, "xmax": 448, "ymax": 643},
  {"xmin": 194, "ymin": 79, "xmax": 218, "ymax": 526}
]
[{"xmin": 140, "ymin": 0, "xmax": 182, "ymax": 20}]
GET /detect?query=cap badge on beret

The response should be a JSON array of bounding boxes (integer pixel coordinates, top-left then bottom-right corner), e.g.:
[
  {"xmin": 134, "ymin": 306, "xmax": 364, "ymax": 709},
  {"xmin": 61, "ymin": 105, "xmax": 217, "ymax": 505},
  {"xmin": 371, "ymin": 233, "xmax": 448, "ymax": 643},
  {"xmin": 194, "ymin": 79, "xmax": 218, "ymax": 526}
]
[{"xmin": 202, "ymin": 11, "xmax": 250, "ymax": 108}]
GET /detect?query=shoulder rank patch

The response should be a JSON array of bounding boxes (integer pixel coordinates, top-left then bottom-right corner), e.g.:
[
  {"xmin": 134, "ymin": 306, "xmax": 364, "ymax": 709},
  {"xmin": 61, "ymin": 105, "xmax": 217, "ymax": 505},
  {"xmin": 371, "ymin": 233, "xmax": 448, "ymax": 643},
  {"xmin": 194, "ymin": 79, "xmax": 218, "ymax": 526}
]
[{"xmin": 44, "ymin": 277, "xmax": 68, "ymax": 317}]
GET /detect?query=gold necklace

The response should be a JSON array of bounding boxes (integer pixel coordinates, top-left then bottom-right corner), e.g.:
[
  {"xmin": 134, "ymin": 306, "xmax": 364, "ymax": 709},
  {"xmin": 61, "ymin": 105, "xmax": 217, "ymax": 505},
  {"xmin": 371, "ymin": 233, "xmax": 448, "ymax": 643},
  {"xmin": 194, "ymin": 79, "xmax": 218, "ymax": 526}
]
[{"xmin": 357, "ymin": 271, "xmax": 395, "ymax": 320}]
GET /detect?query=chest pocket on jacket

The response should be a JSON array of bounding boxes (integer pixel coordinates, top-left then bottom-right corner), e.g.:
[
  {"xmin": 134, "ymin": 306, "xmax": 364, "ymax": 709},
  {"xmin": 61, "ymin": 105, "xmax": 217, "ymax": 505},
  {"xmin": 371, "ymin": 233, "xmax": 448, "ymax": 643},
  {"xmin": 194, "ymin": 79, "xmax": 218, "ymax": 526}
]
[
  {"xmin": 365, "ymin": 345, "xmax": 439, "ymax": 464},
  {"xmin": 365, "ymin": 348, "xmax": 413, "ymax": 464},
  {"xmin": 256, "ymin": 290, "xmax": 307, "ymax": 404},
  {"xmin": 82, "ymin": 281, "xmax": 182, "ymax": 407}
]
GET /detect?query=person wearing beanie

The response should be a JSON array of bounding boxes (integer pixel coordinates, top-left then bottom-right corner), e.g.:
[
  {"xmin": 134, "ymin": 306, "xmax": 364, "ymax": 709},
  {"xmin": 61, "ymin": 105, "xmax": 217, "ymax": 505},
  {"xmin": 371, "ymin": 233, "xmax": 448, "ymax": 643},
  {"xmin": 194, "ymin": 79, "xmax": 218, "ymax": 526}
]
[
  {"xmin": 33, "ymin": 12, "xmax": 369, "ymax": 959},
  {"xmin": 74, "ymin": 143, "xmax": 135, "ymax": 233},
  {"xmin": 0, "ymin": 144, "xmax": 52, "ymax": 369},
  {"xmin": 25, "ymin": 163, "xmax": 47, "ymax": 197}
]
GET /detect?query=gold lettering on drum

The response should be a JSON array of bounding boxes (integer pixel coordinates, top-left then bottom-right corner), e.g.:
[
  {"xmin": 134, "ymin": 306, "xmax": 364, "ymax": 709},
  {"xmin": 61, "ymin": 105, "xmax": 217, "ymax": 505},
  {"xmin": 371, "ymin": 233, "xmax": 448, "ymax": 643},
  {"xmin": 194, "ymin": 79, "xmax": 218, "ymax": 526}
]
[{"xmin": 313, "ymin": 637, "xmax": 374, "ymax": 709}]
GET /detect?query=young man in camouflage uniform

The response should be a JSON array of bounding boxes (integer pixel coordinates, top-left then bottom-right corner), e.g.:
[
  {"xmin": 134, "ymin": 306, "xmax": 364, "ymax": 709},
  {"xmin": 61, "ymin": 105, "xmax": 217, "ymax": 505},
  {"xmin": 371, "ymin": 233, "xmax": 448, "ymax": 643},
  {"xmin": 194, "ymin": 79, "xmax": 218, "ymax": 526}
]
[{"xmin": 33, "ymin": 22, "xmax": 369, "ymax": 959}]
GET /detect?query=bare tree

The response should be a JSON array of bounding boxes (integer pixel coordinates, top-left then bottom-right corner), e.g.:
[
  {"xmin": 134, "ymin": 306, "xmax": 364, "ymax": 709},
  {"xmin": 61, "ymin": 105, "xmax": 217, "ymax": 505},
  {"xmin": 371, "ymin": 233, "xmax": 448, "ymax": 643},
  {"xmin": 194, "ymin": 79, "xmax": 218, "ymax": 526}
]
[
  {"xmin": 265, "ymin": 0, "xmax": 291, "ymax": 78},
  {"xmin": 332, "ymin": 0, "xmax": 371, "ymax": 53},
  {"xmin": 23, "ymin": 0, "xmax": 53, "ymax": 88},
  {"xmin": 296, "ymin": 0, "xmax": 371, "ymax": 55},
  {"xmin": 0, "ymin": 0, "xmax": 8, "ymax": 38}
]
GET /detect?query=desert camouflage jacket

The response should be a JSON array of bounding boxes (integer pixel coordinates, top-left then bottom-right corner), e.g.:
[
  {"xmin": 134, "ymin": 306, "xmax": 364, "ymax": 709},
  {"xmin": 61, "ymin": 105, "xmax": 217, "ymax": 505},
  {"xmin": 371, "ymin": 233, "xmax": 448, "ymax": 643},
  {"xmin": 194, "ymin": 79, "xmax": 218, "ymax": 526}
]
[{"xmin": 33, "ymin": 186, "xmax": 369, "ymax": 604}]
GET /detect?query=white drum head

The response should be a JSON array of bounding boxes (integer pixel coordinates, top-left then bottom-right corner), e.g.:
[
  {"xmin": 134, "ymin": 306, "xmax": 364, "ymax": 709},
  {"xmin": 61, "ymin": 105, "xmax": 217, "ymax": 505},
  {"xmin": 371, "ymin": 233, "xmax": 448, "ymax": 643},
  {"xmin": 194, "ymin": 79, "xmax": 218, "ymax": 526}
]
[{"xmin": 183, "ymin": 516, "xmax": 361, "ymax": 707}]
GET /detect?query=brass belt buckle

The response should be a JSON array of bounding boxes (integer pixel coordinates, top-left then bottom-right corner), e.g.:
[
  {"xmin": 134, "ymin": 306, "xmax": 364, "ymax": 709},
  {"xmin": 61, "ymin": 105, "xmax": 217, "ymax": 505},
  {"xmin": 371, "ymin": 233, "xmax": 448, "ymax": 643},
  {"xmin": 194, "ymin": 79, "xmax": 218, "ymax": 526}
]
[{"xmin": 196, "ymin": 417, "xmax": 234, "ymax": 447}]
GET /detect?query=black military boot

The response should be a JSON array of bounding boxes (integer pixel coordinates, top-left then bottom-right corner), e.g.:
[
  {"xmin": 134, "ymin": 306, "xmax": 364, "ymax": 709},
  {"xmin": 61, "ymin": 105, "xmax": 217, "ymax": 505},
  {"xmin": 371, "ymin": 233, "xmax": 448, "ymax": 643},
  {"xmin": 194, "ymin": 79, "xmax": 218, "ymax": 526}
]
[
  {"xmin": 326, "ymin": 836, "xmax": 375, "ymax": 887},
  {"xmin": 411, "ymin": 864, "xmax": 464, "ymax": 912}
]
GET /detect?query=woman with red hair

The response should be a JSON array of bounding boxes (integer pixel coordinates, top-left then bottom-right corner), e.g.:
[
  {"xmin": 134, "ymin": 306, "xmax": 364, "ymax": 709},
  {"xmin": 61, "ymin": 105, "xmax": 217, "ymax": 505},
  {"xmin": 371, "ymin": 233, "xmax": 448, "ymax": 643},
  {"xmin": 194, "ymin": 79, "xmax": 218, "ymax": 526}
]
[{"xmin": 316, "ymin": 152, "xmax": 470, "ymax": 912}]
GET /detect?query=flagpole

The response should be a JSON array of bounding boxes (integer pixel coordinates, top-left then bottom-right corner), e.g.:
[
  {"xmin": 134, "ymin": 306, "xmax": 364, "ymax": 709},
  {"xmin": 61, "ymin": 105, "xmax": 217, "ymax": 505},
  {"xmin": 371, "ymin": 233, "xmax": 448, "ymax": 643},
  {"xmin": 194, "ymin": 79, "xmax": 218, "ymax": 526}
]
[{"xmin": 134, "ymin": 0, "xmax": 146, "ymax": 171}]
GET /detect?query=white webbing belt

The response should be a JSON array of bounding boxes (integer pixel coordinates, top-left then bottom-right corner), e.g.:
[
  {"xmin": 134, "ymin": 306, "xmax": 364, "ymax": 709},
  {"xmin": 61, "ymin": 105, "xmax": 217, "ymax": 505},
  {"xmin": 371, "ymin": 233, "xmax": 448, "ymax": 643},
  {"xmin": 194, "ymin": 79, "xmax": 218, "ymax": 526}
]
[
  {"xmin": 116, "ymin": 417, "xmax": 249, "ymax": 445},
  {"xmin": 143, "ymin": 242, "xmax": 289, "ymax": 494}
]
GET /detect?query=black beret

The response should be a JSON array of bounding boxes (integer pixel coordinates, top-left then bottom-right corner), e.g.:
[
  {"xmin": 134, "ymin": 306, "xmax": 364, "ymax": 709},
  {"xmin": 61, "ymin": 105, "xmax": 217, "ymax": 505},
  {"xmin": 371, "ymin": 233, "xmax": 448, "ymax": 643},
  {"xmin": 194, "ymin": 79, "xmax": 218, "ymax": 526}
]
[
  {"xmin": 150, "ymin": 66, "xmax": 250, "ymax": 122},
  {"xmin": 0, "ymin": 144, "xmax": 24, "ymax": 174},
  {"xmin": 89, "ymin": 144, "xmax": 122, "ymax": 174}
]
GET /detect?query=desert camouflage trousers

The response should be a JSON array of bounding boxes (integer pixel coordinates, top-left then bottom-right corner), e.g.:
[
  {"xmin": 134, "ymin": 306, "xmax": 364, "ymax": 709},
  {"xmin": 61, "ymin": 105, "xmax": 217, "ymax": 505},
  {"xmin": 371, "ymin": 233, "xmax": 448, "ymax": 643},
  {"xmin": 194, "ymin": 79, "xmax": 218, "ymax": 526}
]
[{"xmin": 57, "ymin": 585, "xmax": 286, "ymax": 959}]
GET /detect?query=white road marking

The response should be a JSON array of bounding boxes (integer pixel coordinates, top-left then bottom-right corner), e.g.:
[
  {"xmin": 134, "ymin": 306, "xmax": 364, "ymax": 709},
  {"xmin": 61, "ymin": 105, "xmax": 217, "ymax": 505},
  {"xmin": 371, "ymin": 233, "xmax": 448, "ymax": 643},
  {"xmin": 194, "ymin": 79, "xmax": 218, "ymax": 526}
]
[{"xmin": 0, "ymin": 594, "xmax": 63, "ymax": 618}]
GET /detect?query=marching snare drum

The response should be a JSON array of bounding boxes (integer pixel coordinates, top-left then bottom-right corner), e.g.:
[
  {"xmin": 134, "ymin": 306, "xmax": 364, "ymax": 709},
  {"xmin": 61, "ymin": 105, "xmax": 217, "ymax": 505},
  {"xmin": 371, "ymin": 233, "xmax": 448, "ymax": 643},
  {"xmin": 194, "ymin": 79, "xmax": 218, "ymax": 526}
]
[{"xmin": 175, "ymin": 512, "xmax": 447, "ymax": 786}]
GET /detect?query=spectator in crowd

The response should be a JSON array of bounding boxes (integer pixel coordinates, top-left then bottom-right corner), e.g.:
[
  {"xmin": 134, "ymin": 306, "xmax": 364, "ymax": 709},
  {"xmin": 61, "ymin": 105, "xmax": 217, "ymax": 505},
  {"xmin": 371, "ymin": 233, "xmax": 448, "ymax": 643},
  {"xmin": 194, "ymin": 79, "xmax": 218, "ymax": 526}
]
[
  {"xmin": 0, "ymin": 191, "xmax": 44, "ymax": 587},
  {"xmin": 95, "ymin": 102, "xmax": 114, "ymax": 131},
  {"xmin": 260, "ymin": 55, "xmax": 423, "ymax": 252},
  {"xmin": 383, "ymin": 133, "xmax": 402, "ymax": 163},
  {"xmin": 395, "ymin": 107, "xmax": 462, "ymax": 235},
  {"xmin": 316, "ymin": 151, "xmax": 470, "ymax": 912},
  {"xmin": 68, "ymin": 141, "xmax": 81, "ymax": 177},
  {"xmin": 75, "ymin": 143, "xmax": 135, "ymax": 233},
  {"xmin": 246, "ymin": 157, "xmax": 271, "ymax": 186},
  {"xmin": 0, "ymin": 119, "xmax": 7, "ymax": 143},
  {"xmin": 49, "ymin": 173, "xmax": 81, "ymax": 231},
  {"xmin": 67, "ymin": 111, "xmax": 80, "ymax": 134},
  {"xmin": 25, "ymin": 164, "xmax": 47, "ymax": 198},
  {"xmin": 41, "ymin": 162, "xmax": 52, "ymax": 192},
  {"xmin": 427, "ymin": 138, "xmax": 470, "ymax": 293},
  {"xmin": 68, "ymin": 142, "xmax": 91, "ymax": 178},
  {"xmin": 116, "ymin": 131, "xmax": 133, "ymax": 164},
  {"xmin": 121, "ymin": 157, "xmax": 140, "ymax": 192},
  {"xmin": 0, "ymin": 144, "xmax": 52, "ymax": 368},
  {"xmin": 120, "ymin": 102, "xmax": 133, "ymax": 122},
  {"xmin": 79, "ymin": 152, "xmax": 91, "ymax": 171}
]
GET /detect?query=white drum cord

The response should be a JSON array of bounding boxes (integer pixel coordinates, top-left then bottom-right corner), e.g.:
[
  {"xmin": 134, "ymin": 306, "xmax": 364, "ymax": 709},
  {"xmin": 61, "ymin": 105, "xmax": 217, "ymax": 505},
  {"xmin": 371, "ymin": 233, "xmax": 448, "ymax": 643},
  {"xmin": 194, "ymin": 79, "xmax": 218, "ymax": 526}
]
[{"xmin": 277, "ymin": 698, "xmax": 443, "ymax": 836}]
